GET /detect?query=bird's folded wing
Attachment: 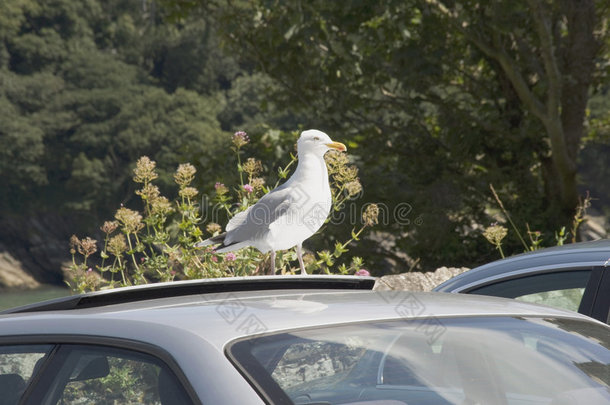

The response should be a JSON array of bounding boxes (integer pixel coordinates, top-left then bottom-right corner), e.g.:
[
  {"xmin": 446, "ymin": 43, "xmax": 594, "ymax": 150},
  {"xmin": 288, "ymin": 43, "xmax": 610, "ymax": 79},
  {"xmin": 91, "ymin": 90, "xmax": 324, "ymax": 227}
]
[
  {"xmin": 224, "ymin": 186, "xmax": 295, "ymax": 244},
  {"xmin": 226, "ymin": 207, "xmax": 251, "ymax": 232}
]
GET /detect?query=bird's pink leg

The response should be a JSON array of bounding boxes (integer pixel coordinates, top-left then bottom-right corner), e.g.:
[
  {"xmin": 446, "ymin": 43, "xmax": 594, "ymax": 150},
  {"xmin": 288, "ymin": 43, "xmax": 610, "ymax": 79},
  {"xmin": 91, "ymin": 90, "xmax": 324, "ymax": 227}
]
[{"xmin": 296, "ymin": 244, "xmax": 307, "ymax": 275}]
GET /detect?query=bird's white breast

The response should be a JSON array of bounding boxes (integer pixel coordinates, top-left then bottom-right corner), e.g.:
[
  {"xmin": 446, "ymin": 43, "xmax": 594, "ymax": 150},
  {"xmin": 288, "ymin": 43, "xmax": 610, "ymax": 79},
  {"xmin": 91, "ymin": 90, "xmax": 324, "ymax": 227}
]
[{"xmin": 262, "ymin": 154, "xmax": 333, "ymax": 251}]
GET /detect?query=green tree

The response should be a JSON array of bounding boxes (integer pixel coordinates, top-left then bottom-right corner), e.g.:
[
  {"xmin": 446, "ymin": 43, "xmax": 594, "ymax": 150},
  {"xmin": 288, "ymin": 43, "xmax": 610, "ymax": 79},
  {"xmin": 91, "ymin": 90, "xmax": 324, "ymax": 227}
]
[
  {"xmin": 163, "ymin": 0, "xmax": 609, "ymax": 268},
  {"xmin": 427, "ymin": 0, "xmax": 606, "ymax": 223},
  {"xmin": 0, "ymin": 0, "xmax": 228, "ymax": 215}
]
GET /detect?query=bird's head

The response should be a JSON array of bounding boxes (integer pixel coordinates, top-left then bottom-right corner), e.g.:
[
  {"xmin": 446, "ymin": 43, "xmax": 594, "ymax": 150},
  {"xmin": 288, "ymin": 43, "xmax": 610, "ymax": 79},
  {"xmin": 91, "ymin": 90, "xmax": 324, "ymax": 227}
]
[{"xmin": 297, "ymin": 129, "xmax": 347, "ymax": 157}]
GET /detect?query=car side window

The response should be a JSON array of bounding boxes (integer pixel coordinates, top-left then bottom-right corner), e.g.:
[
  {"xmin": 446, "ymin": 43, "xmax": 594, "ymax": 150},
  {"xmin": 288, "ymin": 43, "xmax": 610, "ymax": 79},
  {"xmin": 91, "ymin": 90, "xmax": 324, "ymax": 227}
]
[
  {"xmin": 36, "ymin": 345, "xmax": 193, "ymax": 405},
  {"xmin": 469, "ymin": 270, "xmax": 592, "ymax": 312},
  {"xmin": 515, "ymin": 288, "xmax": 585, "ymax": 311},
  {"xmin": 0, "ymin": 344, "xmax": 53, "ymax": 405}
]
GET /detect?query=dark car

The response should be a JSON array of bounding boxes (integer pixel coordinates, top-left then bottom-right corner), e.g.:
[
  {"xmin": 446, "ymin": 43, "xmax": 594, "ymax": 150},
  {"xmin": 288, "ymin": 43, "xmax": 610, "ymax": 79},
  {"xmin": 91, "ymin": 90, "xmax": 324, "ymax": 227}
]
[
  {"xmin": 434, "ymin": 239, "xmax": 610, "ymax": 323},
  {"xmin": 1, "ymin": 275, "xmax": 610, "ymax": 404}
]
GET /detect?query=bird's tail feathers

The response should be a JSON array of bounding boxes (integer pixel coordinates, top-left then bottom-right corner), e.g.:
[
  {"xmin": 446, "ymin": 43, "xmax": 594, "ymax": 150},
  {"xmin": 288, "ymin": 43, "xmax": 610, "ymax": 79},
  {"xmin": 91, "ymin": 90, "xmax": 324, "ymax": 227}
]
[
  {"xmin": 214, "ymin": 241, "xmax": 250, "ymax": 253},
  {"xmin": 194, "ymin": 233, "xmax": 250, "ymax": 253},
  {"xmin": 194, "ymin": 233, "xmax": 226, "ymax": 248}
]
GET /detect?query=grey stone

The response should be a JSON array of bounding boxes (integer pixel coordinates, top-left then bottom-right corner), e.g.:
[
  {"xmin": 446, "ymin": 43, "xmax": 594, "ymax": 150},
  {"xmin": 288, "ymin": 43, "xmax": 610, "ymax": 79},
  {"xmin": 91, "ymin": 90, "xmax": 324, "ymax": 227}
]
[
  {"xmin": 0, "ymin": 251, "xmax": 40, "ymax": 289},
  {"xmin": 373, "ymin": 267, "xmax": 469, "ymax": 292}
]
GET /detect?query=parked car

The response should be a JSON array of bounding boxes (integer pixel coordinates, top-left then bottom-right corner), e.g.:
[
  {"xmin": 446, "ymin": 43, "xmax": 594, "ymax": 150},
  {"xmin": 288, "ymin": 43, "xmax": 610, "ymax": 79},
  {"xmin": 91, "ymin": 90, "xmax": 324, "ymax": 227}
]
[
  {"xmin": 1, "ymin": 275, "xmax": 609, "ymax": 405},
  {"xmin": 434, "ymin": 239, "xmax": 610, "ymax": 324}
]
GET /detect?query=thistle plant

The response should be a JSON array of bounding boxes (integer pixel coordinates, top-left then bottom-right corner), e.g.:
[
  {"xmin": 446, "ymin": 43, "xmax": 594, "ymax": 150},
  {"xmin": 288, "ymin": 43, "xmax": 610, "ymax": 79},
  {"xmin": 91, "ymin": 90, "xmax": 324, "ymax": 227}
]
[{"xmin": 68, "ymin": 131, "xmax": 378, "ymax": 292}]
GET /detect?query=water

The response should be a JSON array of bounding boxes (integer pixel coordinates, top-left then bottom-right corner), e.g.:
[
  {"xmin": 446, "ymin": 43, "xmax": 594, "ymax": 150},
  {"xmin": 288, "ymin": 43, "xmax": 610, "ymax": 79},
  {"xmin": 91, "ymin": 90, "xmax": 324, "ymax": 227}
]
[{"xmin": 0, "ymin": 285, "xmax": 70, "ymax": 311}]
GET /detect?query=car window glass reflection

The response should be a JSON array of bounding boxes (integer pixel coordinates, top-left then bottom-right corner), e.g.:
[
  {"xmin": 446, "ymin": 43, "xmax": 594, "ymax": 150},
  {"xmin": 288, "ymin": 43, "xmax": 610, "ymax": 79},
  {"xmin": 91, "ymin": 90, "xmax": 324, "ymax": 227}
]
[
  {"xmin": 0, "ymin": 344, "xmax": 53, "ymax": 405},
  {"xmin": 470, "ymin": 270, "xmax": 591, "ymax": 312},
  {"xmin": 230, "ymin": 317, "xmax": 610, "ymax": 405},
  {"xmin": 39, "ymin": 345, "xmax": 193, "ymax": 405},
  {"xmin": 515, "ymin": 287, "xmax": 585, "ymax": 311}
]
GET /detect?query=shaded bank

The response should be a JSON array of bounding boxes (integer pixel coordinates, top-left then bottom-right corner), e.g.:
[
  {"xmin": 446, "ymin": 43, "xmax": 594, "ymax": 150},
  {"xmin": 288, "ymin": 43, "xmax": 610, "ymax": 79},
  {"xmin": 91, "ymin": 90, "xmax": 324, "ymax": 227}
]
[
  {"xmin": 0, "ymin": 285, "xmax": 69, "ymax": 311},
  {"xmin": 0, "ymin": 214, "xmax": 76, "ymax": 289}
]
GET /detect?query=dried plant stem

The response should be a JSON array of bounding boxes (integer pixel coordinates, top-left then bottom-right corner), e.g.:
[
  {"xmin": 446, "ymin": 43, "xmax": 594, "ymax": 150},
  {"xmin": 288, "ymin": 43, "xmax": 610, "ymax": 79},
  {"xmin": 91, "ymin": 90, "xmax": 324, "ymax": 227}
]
[
  {"xmin": 570, "ymin": 191, "xmax": 591, "ymax": 243},
  {"xmin": 489, "ymin": 184, "xmax": 528, "ymax": 250}
]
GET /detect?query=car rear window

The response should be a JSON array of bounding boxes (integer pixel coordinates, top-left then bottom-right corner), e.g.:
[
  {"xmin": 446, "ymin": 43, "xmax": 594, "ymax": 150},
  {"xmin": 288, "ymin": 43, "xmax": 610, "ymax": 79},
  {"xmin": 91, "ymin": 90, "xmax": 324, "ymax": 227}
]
[{"xmin": 227, "ymin": 317, "xmax": 610, "ymax": 405}]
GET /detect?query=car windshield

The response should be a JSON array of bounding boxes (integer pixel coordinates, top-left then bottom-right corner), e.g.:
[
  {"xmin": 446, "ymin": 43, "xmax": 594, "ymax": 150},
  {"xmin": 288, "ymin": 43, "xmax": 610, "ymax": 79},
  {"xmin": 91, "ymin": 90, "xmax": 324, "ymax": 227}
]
[{"xmin": 228, "ymin": 316, "xmax": 610, "ymax": 405}]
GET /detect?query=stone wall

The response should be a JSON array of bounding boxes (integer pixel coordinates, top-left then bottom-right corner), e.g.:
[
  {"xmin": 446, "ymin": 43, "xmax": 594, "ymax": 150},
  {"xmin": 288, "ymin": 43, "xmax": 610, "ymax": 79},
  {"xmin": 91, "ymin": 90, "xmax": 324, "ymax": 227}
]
[{"xmin": 373, "ymin": 266, "xmax": 469, "ymax": 292}]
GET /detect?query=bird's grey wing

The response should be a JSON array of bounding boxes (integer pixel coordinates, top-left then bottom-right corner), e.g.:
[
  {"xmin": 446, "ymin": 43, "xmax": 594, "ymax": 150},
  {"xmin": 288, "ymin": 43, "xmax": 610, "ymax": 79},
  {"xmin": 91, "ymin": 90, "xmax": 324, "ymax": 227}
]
[
  {"xmin": 225, "ymin": 182, "xmax": 291, "ymax": 232},
  {"xmin": 224, "ymin": 186, "xmax": 294, "ymax": 244},
  {"xmin": 225, "ymin": 206, "xmax": 251, "ymax": 232}
]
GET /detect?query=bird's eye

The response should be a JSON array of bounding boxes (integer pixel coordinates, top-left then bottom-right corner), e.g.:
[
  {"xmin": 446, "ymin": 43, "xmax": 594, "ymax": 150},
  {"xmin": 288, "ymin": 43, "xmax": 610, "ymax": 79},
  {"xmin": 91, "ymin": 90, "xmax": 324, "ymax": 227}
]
[{"xmin": 313, "ymin": 136, "xmax": 320, "ymax": 141}]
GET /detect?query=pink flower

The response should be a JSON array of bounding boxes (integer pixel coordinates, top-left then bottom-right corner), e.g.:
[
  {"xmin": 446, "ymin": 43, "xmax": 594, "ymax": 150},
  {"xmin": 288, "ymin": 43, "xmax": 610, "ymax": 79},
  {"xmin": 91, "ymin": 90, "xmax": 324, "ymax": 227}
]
[
  {"xmin": 210, "ymin": 256, "xmax": 218, "ymax": 263},
  {"xmin": 355, "ymin": 269, "xmax": 370, "ymax": 276},
  {"xmin": 225, "ymin": 252, "xmax": 236, "ymax": 262},
  {"xmin": 232, "ymin": 131, "xmax": 250, "ymax": 148},
  {"xmin": 214, "ymin": 182, "xmax": 228, "ymax": 195},
  {"xmin": 243, "ymin": 184, "xmax": 254, "ymax": 193},
  {"xmin": 234, "ymin": 130, "xmax": 248, "ymax": 139}
]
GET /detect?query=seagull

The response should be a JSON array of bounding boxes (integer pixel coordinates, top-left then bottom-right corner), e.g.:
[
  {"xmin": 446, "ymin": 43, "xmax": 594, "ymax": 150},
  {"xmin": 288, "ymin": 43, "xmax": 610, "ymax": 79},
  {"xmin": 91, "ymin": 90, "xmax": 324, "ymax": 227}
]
[{"xmin": 196, "ymin": 129, "xmax": 347, "ymax": 275}]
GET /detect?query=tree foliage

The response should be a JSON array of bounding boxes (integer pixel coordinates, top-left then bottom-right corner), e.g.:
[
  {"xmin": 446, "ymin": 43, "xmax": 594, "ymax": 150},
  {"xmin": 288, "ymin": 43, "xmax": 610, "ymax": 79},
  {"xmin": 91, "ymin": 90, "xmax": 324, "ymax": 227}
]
[
  {"xmin": 0, "ymin": 0, "xmax": 227, "ymax": 216},
  {"xmin": 2, "ymin": 0, "xmax": 609, "ymax": 279},
  {"xmin": 199, "ymin": 0, "xmax": 610, "ymax": 268}
]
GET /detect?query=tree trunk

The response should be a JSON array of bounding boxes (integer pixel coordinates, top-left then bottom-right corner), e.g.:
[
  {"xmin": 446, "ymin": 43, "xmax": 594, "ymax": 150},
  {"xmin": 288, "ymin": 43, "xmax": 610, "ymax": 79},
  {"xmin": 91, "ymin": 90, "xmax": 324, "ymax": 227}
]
[
  {"xmin": 555, "ymin": 0, "xmax": 599, "ymax": 220},
  {"xmin": 462, "ymin": 0, "xmax": 600, "ymax": 225}
]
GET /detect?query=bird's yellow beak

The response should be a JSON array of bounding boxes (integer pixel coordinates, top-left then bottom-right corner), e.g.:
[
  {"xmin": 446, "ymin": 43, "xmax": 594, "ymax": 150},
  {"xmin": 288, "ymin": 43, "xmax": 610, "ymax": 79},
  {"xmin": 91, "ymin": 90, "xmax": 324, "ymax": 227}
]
[{"xmin": 326, "ymin": 141, "xmax": 347, "ymax": 152}]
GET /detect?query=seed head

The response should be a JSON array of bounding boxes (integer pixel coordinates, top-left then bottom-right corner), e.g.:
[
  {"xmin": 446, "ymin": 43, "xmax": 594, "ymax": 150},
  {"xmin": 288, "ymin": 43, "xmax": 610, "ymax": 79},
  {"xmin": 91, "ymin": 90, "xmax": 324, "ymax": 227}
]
[
  {"xmin": 151, "ymin": 196, "xmax": 173, "ymax": 216},
  {"xmin": 69, "ymin": 235, "xmax": 79, "ymax": 255},
  {"xmin": 363, "ymin": 204, "xmax": 379, "ymax": 227},
  {"xmin": 179, "ymin": 186, "xmax": 198, "ymax": 199},
  {"xmin": 344, "ymin": 180, "xmax": 362, "ymax": 197},
  {"xmin": 242, "ymin": 158, "xmax": 263, "ymax": 177},
  {"xmin": 325, "ymin": 150, "xmax": 350, "ymax": 175},
  {"xmin": 336, "ymin": 165, "xmax": 358, "ymax": 184},
  {"xmin": 73, "ymin": 236, "xmax": 97, "ymax": 258},
  {"xmin": 115, "ymin": 207, "xmax": 144, "ymax": 233},
  {"xmin": 206, "ymin": 222, "xmax": 222, "ymax": 235},
  {"xmin": 136, "ymin": 183, "xmax": 160, "ymax": 201},
  {"xmin": 483, "ymin": 224, "xmax": 508, "ymax": 246},
  {"xmin": 108, "ymin": 234, "xmax": 128, "ymax": 257},
  {"xmin": 250, "ymin": 177, "xmax": 266, "ymax": 190},
  {"xmin": 174, "ymin": 163, "xmax": 197, "ymax": 187},
  {"xmin": 100, "ymin": 221, "xmax": 119, "ymax": 235},
  {"xmin": 133, "ymin": 156, "xmax": 158, "ymax": 183}
]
